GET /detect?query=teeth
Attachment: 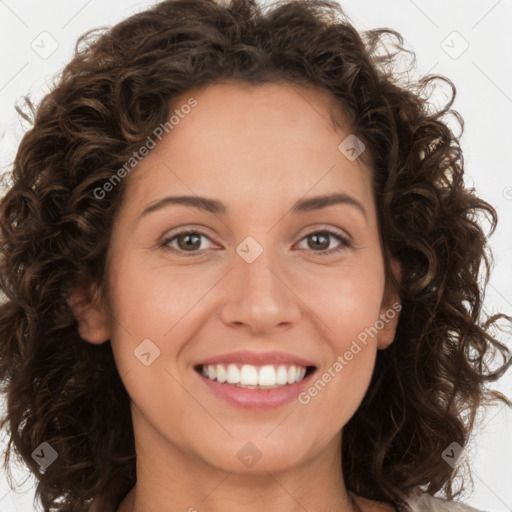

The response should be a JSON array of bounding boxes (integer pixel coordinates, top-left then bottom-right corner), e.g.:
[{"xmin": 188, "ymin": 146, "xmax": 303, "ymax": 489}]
[
  {"xmin": 276, "ymin": 365, "xmax": 289, "ymax": 385},
  {"xmin": 287, "ymin": 365, "xmax": 297, "ymax": 384},
  {"xmin": 200, "ymin": 363, "xmax": 309, "ymax": 388},
  {"xmin": 216, "ymin": 364, "xmax": 227, "ymax": 383},
  {"xmin": 259, "ymin": 365, "xmax": 277, "ymax": 386},
  {"xmin": 240, "ymin": 364, "xmax": 258, "ymax": 385},
  {"xmin": 227, "ymin": 364, "xmax": 240, "ymax": 384}
]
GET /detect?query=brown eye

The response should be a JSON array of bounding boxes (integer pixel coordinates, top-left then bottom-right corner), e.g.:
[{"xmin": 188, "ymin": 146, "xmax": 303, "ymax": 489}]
[
  {"xmin": 162, "ymin": 231, "xmax": 212, "ymax": 253},
  {"xmin": 297, "ymin": 229, "xmax": 351, "ymax": 255},
  {"xmin": 176, "ymin": 232, "xmax": 202, "ymax": 251},
  {"xmin": 307, "ymin": 233, "xmax": 330, "ymax": 250}
]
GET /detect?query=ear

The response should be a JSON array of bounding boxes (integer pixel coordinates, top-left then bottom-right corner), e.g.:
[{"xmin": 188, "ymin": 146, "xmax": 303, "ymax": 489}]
[
  {"xmin": 377, "ymin": 256, "xmax": 402, "ymax": 350},
  {"xmin": 67, "ymin": 282, "xmax": 110, "ymax": 344}
]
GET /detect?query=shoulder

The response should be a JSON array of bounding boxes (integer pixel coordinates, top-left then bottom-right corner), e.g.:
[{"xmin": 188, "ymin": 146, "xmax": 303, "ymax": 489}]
[{"xmin": 403, "ymin": 487, "xmax": 487, "ymax": 512}]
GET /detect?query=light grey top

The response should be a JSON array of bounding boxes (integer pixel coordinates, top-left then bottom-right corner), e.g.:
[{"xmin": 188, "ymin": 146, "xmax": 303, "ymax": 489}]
[{"xmin": 404, "ymin": 488, "xmax": 485, "ymax": 512}]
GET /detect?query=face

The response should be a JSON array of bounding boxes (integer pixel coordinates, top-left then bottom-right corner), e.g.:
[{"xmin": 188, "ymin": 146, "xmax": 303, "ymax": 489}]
[{"xmin": 72, "ymin": 81, "xmax": 400, "ymax": 476}]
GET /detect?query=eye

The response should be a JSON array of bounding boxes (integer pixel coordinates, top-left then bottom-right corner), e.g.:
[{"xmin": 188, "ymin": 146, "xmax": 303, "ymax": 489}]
[
  {"xmin": 160, "ymin": 227, "xmax": 351, "ymax": 256},
  {"xmin": 160, "ymin": 230, "xmax": 215, "ymax": 254},
  {"xmin": 296, "ymin": 228, "xmax": 351, "ymax": 255}
]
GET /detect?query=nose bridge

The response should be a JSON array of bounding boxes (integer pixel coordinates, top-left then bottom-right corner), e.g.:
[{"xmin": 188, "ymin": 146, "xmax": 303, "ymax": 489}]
[
  {"xmin": 219, "ymin": 232, "xmax": 301, "ymax": 331},
  {"xmin": 236, "ymin": 234, "xmax": 282, "ymax": 303}
]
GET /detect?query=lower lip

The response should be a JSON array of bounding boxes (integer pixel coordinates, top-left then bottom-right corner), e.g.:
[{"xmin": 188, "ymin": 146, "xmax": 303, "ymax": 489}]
[{"xmin": 196, "ymin": 369, "xmax": 316, "ymax": 409}]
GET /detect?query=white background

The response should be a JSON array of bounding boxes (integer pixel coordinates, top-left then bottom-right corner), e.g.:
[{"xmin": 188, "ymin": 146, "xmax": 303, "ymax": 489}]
[{"xmin": 0, "ymin": 0, "xmax": 511, "ymax": 511}]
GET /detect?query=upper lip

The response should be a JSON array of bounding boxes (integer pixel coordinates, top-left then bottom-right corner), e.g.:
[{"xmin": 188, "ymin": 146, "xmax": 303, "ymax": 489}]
[{"xmin": 196, "ymin": 350, "xmax": 316, "ymax": 368}]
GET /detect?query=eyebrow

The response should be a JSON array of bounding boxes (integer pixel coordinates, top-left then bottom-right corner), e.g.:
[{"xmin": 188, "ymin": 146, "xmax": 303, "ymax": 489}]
[{"xmin": 138, "ymin": 192, "xmax": 367, "ymax": 221}]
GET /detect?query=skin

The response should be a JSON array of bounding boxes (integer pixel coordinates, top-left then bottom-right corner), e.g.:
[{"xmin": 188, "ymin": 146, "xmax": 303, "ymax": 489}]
[{"xmin": 70, "ymin": 80, "xmax": 400, "ymax": 512}]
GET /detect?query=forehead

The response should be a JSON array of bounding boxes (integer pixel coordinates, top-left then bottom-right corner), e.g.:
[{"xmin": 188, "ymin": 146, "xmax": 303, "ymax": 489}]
[
  {"xmin": 168, "ymin": 80, "xmax": 354, "ymax": 153},
  {"xmin": 123, "ymin": 80, "xmax": 374, "ymax": 215}
]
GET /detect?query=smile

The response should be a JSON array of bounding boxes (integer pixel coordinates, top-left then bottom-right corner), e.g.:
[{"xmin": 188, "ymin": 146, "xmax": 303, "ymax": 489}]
[{"xmin": 197, "ymin": 363, "xmax": 314, "ymax": 389}]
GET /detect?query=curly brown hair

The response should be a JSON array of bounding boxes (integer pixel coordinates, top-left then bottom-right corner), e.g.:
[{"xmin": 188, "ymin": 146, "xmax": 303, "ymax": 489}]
[{"xmin": 0, "ymin": 0, "xmax": 511, "ymax": 510}]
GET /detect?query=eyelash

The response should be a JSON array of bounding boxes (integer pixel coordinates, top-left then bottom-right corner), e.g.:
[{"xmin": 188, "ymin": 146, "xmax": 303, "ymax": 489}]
[{"xmin": 159, "ymin": 227, "xmax": 352, "ymax": 257}]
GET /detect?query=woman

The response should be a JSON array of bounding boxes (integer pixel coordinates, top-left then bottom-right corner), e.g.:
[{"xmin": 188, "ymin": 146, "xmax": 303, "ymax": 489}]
[{"xmin": 0, "ymin": 0, "xmax": 510, "ymax": 511}]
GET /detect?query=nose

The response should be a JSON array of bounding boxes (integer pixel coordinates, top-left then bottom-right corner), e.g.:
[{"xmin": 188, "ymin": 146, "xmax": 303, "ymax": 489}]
[{"xmin": 219, "ymin": 241, "xmax": 302, "ymax": 335}]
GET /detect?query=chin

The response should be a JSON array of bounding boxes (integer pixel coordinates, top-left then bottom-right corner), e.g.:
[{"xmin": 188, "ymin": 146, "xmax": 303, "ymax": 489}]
[{"xmin": 194, "ymin": 434, "xmax": 317, "ymax": 475}]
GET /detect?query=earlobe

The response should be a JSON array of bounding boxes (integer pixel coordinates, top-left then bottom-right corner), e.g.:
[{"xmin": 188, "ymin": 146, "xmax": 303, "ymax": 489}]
[
  {"xmin": 376, "ymin": 299, "xmax": 401, "ymax": 349},
  {"xmin": 67, "ymin": 283, "xmax": 110, "ymax": 344},
  {"xmin": 377, "ymin": 256, "xmax": 402, "ymax": 350}
]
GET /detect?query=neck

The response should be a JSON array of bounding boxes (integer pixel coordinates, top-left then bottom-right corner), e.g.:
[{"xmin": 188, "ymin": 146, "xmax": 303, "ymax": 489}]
[{"xmin": 116, "ymin": 410, "xmax": 360, "ymax": 512}]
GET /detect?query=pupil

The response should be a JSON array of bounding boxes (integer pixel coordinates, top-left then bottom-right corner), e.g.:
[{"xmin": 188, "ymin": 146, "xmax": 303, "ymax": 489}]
[
  {"xmin": 310, "ymin": 233, "xmax": 328, "ymax": 250},
  {"xmin": 179, "ymin": 233, "xmax": 200, "ymax": 250}
]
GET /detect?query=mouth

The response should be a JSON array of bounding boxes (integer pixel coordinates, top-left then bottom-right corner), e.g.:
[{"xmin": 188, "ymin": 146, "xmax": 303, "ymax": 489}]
[
  {"xmin": 193, "ymin": 350, "xmax": 318, "ymax": 409},
  {"xmin": 194, "ymin": 363, "xmax": 317, "ymax": 389}
]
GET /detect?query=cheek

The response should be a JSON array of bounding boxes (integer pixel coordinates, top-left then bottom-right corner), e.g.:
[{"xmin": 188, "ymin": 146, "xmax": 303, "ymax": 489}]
[
  {"xmin": 105, "ymin": 256, "xmax": 220, "ymax": 374},
  {"xmin": 296, "ymin": 263, "xmax": 384, "ymax": 418},
  {"xmin": 108, "ymin": 254, "xmax": 209, "ymax": 333},
  {"xmin": 299, "ymin": 293, "xmax": 380, "ymax": 434},
  {"xmin": 301, "ymin": 262, "xmax": 385, "ymax": 347},
  {"xmin": 104, "ymin": 257, "xmax": 166, "ymax": 374},
  {"xmin": 321, "ymin": 285, "xmax": 381, "ymax": 379}
]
